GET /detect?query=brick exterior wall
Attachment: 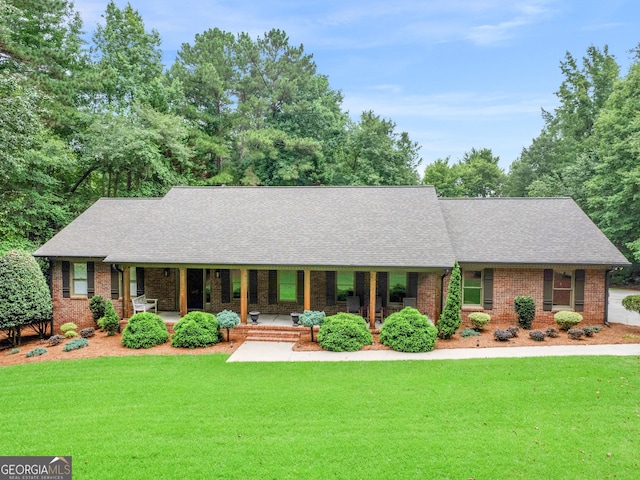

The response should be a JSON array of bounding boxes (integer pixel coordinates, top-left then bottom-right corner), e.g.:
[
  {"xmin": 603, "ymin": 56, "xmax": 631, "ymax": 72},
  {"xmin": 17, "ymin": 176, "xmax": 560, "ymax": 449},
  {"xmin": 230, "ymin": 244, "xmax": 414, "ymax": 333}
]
[{"xmin": 50, "ymin": 262, "xmax": 608, "ymax": 330}]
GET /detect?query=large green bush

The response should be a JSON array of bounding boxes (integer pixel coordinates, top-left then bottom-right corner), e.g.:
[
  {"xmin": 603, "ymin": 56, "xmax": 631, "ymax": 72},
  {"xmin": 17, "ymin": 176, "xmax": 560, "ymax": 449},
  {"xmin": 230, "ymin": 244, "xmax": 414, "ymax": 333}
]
[
  {"xmin": 514, "ymin": 296, "xmax": 536, "ymax": 329},
  {"xmin": 121, "ymin": 313, "xmax": 169, "ymax": 349},
  {"xmin": 299, "ymin": 310, "xmax": 325, "ymax": 342},
  {"xmin": 438, "ymin": 262, "xmax": 462, "ymax": 339},
  {"xmin": 0, "ymin": 250, "xmax": 53, "ymax": 345},
  {"xmin": 554, "ymin": 311, "xmax": 583, "ymax": 331},
  {"xmin": 318, "ymin": 313, "xmax": 372, "ymax": 352},
  {"xmin": 172, "ymin": 311, "xmax": 221, "ymax": 348},
  {"xmin": 216, "ymin": 310, "xmax": 240, "ymax": 342},
  {"xmin": 379, "ymin": 307, "xmax": 437, "ymax": 352}
]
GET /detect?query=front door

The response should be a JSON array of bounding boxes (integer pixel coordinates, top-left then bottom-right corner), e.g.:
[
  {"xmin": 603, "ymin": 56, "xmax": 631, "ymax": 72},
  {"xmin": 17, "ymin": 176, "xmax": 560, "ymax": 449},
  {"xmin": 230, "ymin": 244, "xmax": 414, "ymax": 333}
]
[{"xmin": 187, "ymin": 269, "xmax": 204, "ymax": 310}]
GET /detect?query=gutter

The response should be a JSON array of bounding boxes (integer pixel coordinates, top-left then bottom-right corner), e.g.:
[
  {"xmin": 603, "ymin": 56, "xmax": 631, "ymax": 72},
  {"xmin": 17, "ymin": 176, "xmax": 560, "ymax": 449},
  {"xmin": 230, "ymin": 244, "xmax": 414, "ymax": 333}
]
[{"xmin": 604, "ymin": 269, "xmax": 612, "ymax": 328}]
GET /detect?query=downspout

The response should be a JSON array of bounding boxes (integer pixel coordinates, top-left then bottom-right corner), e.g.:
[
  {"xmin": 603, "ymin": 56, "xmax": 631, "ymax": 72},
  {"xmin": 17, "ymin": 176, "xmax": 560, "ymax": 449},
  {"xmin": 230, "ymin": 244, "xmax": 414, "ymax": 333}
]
[
  {"xmin": 439, "ymin": 268, "xmax": 451, "ymax": 323},
  {"xmin": 604, "ymin": 269, "xmax": 612, "ymax": 328}
]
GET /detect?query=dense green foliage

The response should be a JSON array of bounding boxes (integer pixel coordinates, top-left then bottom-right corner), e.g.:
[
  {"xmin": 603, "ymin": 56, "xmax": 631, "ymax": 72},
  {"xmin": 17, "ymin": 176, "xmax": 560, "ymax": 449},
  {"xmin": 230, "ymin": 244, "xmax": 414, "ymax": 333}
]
[
  {"xmin": 121, "ymin": 312, "xmax": 169, "ymax": 349},
  {"xmin": 468, "ymin": 312, "xmax": 491, "ymax": 330},
  {"xmin": 0, "ymin": 250, "xmax": 52, "ymax": 345},
  {"xmin": 89, "ymin": 295, "xmax": 106, "ymax": 323},
  {"xmin": 514, "ymin": 296, "xmax": 536, "ymax": 329},
  {"xmin": 171, "ymin": 312, "xmax": 221, "ymax": 348},
  {"xmin": 317, "ymin": 313, "xmax": 372, "ymax": 352},
  {"xmin": 1, "ymin": 356, "xmax": 638, "ymax": 479},
  {"xmin": 622, "ymin": 295, "xmax": 640, "ymax": 314},
  {"xmin": 438, "ymin": 262, "xmax": 462, "ymax": 339},
  {"xmin": 100, "ymin": 300, "xmax": 120, "ymax": 336},
  {"xmin": 216, "ymin": 310, "xmax": 240, "ymax": 342},
  {"xmin": 299, "ymin": 310, "xmax": 326, "ymax": 342},
  {"xmin": 554, "ymin": 311, "xmax": 583, "ymax": 330},
  {"xmin": 379, "ymin": 307, "xmax": 437, "ymax": 352}
]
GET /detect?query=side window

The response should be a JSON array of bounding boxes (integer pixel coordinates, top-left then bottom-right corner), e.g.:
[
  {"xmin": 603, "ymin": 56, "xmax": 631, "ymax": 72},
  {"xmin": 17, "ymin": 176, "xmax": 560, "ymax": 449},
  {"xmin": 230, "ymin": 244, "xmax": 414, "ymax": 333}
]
[
  {"xmin": 72, "ymin": 262, "xmax": 88, "ymax": 296},
  {"xmin": 462, "ymin": 270, "xmax": 482, "ymax": 305},
  {"xmin": 336, "ymin": 271, "xmax": 354, "ymax": 301},
  {"xmin": 129, "ymin": 266, "xmax": 137, "ymax": 296},
  {"xmin": 389, "ymin": 272, "xmax": 407, "ymax": 304},
  {"xmin": 553, "ymin": 271, "xmax": 573, "ymax": 308},
  {"xmin": 231, "ymin": 269, "xmax": 241, "ymax": 299},
  {"xmin": 279, "ymin": 271, "xmax": 297, "ymax": 302}
]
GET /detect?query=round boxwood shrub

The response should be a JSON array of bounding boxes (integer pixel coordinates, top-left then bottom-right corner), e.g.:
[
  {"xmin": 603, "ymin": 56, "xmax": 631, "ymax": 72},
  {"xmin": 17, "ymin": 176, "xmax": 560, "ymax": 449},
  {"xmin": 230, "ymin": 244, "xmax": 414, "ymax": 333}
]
[
  {"xmin": 554, "ymin": 311, "xmax": 583, "ymax": 331},
  {"xmin": 121, "ymin": 312, "xmax": 169, "ymax": 349},
  {"xmin": 318, "ymin": 313, "xmax": 372, "ymax": 352},
  {"xmin": 379, "ymin": 307, "xmax": 437, "ymax": 352},
  {"xmin": 514, "ymin": 295, "xmax": 536, "ymax": 329},
  {"xmin": 468, "ymin": 312, "xmax": 490, "ymax": 331},
  {"xmin": 171, "ymin": 312, "xmax": 221, "ymax": 348}
]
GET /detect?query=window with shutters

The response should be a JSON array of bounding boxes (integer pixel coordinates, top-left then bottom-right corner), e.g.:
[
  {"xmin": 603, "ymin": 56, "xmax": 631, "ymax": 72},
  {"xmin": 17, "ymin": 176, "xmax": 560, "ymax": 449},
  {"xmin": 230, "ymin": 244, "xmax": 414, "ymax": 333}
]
[
  {"xmin": 279, "ymin": 271, "xmax": 297, "ymax": 302},
  {"xmin": 72, "ymin": 262, "xmax": 88, "ymax": 296},
  {"xmin": 336, "ymin": 271, "xmax": 354, "ymax": 302},
  {"xmin": 389, "ymin": 272, "xmax": 407, "ymax": 304},
  {"xmin": 462, "ymin": 270, "xmax": 482, "ymax": 305},
  {"xmin": 129, "ymin": 267, "xmax": 137, "ymax": 296},
  {"xmin": 553, "ymin": 270, "xmax": 573, "ymax": 309}
]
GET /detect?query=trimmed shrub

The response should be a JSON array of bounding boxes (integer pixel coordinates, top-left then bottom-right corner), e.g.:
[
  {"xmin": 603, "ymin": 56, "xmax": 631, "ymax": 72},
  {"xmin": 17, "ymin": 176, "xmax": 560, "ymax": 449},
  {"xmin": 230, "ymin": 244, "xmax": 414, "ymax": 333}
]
[
  {"xmin": 64, "ymin": 330, "xmax": 78, "ymax": 338},
  {"xmin": 529, "ymin": 330, "xmax": 546, "ymax": 342},
  {"xmin": 514, "ymin": 296, "xmax": 536, "ymax": 329},
  {"xmin": 48, "ymin": 334, "xmax": 65, "ymax": 346},
  {"xmin": 438, "ymin": 262, "xmax": 462, "ymax": 339},
  {"xmin": 299, "ymin": 310, "xmax": 326, "ymax": 342},
  {"xmin": 622, "ymin": 294, "xmax": 640, "ymax": 314},
  {"xmin": 80, "ymin": 327, "xmax": 95, "ymax": 338},
  {"xmin": 460, "ymin": 327, "xmax": 480, "ymax": 338},
  {"xmin": 318, "ymin": 313, "xmax": 372, "ymax": 352},
  {"xmin": 545, "ymin": 327, "xmax": 559, "ymax": 338},
  {"xmin": 554, "ymin": 311, "xmax": 583, "ymax": 330},
  {"xmin": 568, "ymin": 328, "xmax": 584, "ymax": 340},
  {"xmin": 100, "ymin": 301, "xmax": 120, "ymax": 336},
  {"xmin": 7, "ymin": 348, "xmax": 20, "ymax": 355},
  {"xmin": 26, "ymin": 347, "xmax": 47, "ymax": 357},
  {"xmin": 0, "ymin": 250, "xmax": 53, "ymax": 346},
  {"xmin": 469, "ymin": 312, "xmax": 490, "ymax": 330},
  {"xmin": 121, "ymin": 313, "xmax": 169, "ymax": 349},
  {"xmin": 172, "ymin": 312, "xmax": 221, "ymax": 348},
  {"xmin": 63, "ymin": 337, "xmax": 89, "ymax": 351},
  {"xmin": 216, "ymin": 310, "xmax": 240, "ymax": 342},
  {"xmin": 494, "ymin": 329, "xmax": 513, "ymax": 341},
  {"xmin": 582, "ymin": 326, "xmax": 594, "ymax": 337},
  {"xmin": 89, "ymin": 295, "xmax": 106, "ymax": 324},
  {"xmin": 507, "ymin": 325, "xmax": 519, "ymax": 338},
  {"xmin": 587, "ymin": 325, "xmax": 603, "ymax": 333},
  {"xmin": 379, "ymin": 307, "xmax": 437, "ymax": 352},
  {"xmin": 60, "ymin": 322, "xmax": 78, "ymax": 334}
]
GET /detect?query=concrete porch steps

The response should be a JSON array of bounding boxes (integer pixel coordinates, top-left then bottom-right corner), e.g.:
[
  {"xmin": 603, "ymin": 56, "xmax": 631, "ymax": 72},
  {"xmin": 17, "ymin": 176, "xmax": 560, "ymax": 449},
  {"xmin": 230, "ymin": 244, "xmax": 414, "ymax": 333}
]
[{"xmin": 245, "ymin": 329, "xmax": 301, "ymax": 343}]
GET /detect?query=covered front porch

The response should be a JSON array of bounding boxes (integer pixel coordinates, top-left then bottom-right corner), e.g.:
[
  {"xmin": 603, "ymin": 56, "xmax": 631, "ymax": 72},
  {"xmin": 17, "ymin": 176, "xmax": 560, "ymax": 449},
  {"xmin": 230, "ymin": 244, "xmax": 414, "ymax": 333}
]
[{"xmin": 156, "ymin": 311, "xmax": 302, "ymax": 327}]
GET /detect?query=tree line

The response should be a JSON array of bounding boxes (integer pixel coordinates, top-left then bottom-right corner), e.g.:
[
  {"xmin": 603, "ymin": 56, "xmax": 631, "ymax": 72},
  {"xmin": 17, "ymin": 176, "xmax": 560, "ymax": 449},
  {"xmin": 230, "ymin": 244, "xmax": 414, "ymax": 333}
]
[{"xmin": 1, "ymin": 1, "xmax": 640, "ymax": 269}]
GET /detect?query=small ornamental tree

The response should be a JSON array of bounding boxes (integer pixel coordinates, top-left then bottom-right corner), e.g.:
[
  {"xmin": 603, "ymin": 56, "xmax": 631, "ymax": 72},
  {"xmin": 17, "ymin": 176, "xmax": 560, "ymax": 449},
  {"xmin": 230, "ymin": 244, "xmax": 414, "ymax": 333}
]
[
  {"xmin": 0, "ymin": 250, "xmax": 53, "ymax": 345},
  {"xmin": 216, "ymin": 310, "xmax": 240, "ymax": 342},
  {"xmin": 299, "ymin": 310, "xmax": 325, "ymax": 342},
  {"xmin": 514, "ymin": 296, "xmax": 536, "ymax": 330},
  {"xmin": 438, "ymin": 261, "xmax": 461, "ymax": 339},
  {"xmin": 101, "ymin": 300, "xmax": 120, "ymax": 336}
]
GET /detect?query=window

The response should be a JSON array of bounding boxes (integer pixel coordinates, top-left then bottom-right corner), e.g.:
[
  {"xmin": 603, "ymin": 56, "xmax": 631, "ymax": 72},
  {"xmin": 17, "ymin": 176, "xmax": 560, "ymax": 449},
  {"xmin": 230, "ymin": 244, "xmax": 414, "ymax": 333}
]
[
  {"xmin": 129, "ymin": 267, "xmax": 137, "ymax": 296},
  {"xmin": 231, "ymin": 270, "xmax": 241, "ymax": 299},
  {"xmin": 336, "ymin": 271, "xmax": 354, "ymax": 301},
  {"xmin": 279, "ymin": 271, "xmax": 297, "ymax": 302},
  {"xmin": 462, "ymin": 270, "xmax": 482, "ymax": 305},
  {"xmin": 553, "ymin": 270, "xmax": 573, "ymax": 308},
  {"xmin": 72, "ymin": 262, "xmax": 88, "ymax": 296},
  {"xmin": 389, "ymin": 272, "xmax": 407, "ymax": 304}
]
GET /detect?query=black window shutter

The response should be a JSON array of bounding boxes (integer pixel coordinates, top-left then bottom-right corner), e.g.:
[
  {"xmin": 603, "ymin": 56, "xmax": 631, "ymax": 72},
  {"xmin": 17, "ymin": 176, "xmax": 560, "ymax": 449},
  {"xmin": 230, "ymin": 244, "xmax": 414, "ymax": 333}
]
[
  {"xmin": 220, "ymin": 269, "xmax": 230, "ymax": 303},
  {"xmin": 136, "ymin": 267, "xmax": 145, "ymax": 296},
  {"xmin": 355, "ymin": 272, "xmax": 366, "ymax": 307},
  {"xmin": 574, "ymin": 269, "xmax": 585, "ymax": 312},
  {"xmin": 111, "ymin": 266, "xmax": 120, "ymax": 299},
  {"xmin": 297, "ymin": 271, "xmax": 304, "ymax": 304},
  {"xmin": 483, "ymin": 268, "xmax": 493, "ymax": 310},
  {"xmin": 325, "ymin": 271, "xmax": 336, "ymax": 306},
  {"xmin": 87, "ymin": 262, "xmax": 95, "ymax": 298},
  {"xmin": 543, "ymin": 269, "xmax": 553, "ymax": 311},
  {"xmin": 377, "ymin": 272, "xmax": 388, "ymax": 308},
  {"xmin": 62, "ymin": 261, "xmax": 70, "ymax": 298},
  {"xmin": 407, "ymin": 272, "xmax": 419, "ymax": 298},
  {"xmin": 249, "ymin": 270, "xmax": 258, "ymax": 304},
  {"xmin": 268, "ymin": 270, "xmax": 278, "ymax": 304}
]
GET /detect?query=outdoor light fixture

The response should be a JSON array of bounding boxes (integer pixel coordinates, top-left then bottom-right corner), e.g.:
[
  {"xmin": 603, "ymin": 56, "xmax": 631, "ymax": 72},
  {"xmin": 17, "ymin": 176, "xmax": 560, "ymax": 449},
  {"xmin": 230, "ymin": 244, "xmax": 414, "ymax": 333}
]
[
  {"xmin": 215, "ymin": 269, "xmax": 220, "ymax": 279},
  {"xmin": 164, "ymin": 268, "xmax": 170, "ymax": 277}
]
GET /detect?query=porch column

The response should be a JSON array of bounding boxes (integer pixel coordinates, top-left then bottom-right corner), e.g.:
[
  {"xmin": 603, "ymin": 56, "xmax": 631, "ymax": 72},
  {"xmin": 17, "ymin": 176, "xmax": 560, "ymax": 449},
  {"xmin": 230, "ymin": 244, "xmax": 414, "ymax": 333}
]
[
  {"xmin": 240, "ymin": 268, "xmax": 248, "ymax": 324},
  {"xmin": 179, "ymin": 267, "xmax": 187, "ymax": 318},
  {"xmin": 304, "ymin": 269, "xmax": 311, "ymax": 311},
  {"xmin": 369, "ymin": 271, "xmax": 377, "ymax": 329},
  {"xmin": 123, "ymin": 266, "xmax": 131, "ymax": 318}
]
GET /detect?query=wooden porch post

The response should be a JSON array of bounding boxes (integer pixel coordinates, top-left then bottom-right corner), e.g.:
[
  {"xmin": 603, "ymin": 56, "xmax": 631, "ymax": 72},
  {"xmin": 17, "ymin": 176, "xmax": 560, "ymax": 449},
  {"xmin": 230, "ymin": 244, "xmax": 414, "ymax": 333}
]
[
  {"xmin": 179, "ymin": 267, "xmax": 187, "ymax": 318},
  {"xmin": 369, "ymin": 271, "xmax": 377, "ymax": 329},
  {"xmin": 304, "ymin": 269, "xmax": 311, "ymax": 311},
  {"xmin": 240, "ymin": 268, "xmax": 248, "ymax": 324},
  {"xmin": 123, "ymin": 266, "xmax": 131, "ymax": 318}
]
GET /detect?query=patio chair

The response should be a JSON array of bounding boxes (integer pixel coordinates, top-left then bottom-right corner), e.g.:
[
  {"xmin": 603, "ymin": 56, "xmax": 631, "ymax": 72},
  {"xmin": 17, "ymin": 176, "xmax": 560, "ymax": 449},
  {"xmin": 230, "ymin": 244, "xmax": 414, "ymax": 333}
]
[
  {"xmin": 375, "ymin": 296, "xmax": 384, "ymax": 324},
  {"xmin": 346, "ymin": 296, "xmax": 362, "ymax": 316},
  {"xmin": 403, "ymin": 297, "xmax": 417, "ymax": 308}
]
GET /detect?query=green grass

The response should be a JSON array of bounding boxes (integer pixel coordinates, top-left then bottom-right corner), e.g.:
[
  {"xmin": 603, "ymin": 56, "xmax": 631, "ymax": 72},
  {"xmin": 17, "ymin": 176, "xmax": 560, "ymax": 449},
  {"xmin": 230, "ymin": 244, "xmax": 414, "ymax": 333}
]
[{"xmin": 1, "ymin": 355, "xmax": 638, "ymax": 479}]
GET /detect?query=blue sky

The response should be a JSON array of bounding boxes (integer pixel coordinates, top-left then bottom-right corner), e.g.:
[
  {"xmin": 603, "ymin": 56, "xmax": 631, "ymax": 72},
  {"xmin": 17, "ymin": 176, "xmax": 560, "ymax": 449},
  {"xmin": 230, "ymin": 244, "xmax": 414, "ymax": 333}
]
[{"xmin": 73, "ymin": 1, "xmax": 640, "ymax": 172}]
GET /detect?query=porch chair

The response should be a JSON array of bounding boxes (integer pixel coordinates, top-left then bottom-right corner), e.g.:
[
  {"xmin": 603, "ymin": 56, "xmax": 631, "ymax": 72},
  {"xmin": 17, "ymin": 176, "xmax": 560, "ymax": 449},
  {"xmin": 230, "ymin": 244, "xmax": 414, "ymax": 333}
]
[
  {"xmin": 346, "ymin": 296, "xmax": 362, "ymax": 316},
  {"xmin": 403, "ymin": 297, "xmax": 417, "ymax": 308},
  {"xmin": 375, "ymin": 296, "xmax": 384, "ymax": 324}
]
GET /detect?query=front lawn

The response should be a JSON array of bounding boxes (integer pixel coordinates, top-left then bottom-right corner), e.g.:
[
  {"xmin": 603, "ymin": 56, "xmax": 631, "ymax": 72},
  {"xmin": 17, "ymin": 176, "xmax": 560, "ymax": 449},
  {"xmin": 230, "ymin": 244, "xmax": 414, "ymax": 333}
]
[{"xmin": 0, "ymin": 355, "xmax": 638, "ymax": 479}]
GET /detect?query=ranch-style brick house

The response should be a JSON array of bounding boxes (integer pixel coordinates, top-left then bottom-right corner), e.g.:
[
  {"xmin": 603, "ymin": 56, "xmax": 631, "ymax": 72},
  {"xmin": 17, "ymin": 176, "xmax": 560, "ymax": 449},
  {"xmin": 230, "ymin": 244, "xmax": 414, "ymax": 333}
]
[{"xmin": 34, "ymin": 186, "xmax": 629, "ymax": 330}]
